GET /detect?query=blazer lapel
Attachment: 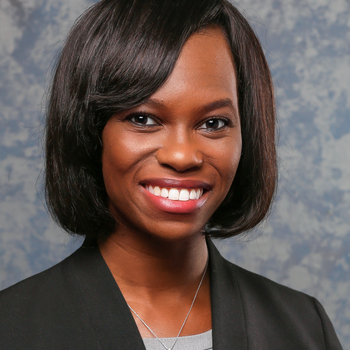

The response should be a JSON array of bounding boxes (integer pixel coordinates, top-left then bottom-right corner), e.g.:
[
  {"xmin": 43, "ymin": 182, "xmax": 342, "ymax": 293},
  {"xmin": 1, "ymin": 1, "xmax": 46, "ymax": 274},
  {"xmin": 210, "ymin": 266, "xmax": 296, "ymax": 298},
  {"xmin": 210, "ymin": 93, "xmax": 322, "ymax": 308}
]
[
  {"xmin": 207, "ymin": 238, "xmax": 248, "ymax": 350},
  {"xmin": 66, "ymin": 243, "xmax": 146, "ymax": 350}
]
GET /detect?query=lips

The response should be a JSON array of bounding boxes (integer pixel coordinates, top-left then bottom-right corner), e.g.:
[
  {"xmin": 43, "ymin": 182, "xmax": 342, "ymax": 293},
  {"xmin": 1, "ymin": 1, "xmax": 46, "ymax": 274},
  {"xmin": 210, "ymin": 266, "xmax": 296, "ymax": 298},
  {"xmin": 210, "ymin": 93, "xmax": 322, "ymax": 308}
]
[{"xmin": 140, "ymin": 179, "xmax": 211, "ymax": 214}]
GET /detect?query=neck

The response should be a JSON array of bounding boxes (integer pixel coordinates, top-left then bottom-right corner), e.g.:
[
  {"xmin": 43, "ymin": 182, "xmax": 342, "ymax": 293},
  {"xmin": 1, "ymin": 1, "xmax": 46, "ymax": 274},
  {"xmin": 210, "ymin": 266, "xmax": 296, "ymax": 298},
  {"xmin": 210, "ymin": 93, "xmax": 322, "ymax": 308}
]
[
  {"xmin": 99, "ymin": 225, "xmax": 212, "ymax": 338},
  {"xmin": 99, "ymin": 226, "xmax": 208, "ymax": 294}
]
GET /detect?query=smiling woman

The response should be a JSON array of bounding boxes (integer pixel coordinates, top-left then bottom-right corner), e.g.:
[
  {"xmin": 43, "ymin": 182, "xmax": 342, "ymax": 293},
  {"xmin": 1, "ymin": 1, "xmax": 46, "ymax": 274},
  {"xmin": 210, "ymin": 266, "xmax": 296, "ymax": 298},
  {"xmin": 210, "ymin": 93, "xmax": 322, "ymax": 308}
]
[
  {"xmin": 0, "ymin": 0, "xmax": 343, "ymax": 349},
  {"xmin": 101, "ymin": 29, "xmax": 242, "ymax": 242}
]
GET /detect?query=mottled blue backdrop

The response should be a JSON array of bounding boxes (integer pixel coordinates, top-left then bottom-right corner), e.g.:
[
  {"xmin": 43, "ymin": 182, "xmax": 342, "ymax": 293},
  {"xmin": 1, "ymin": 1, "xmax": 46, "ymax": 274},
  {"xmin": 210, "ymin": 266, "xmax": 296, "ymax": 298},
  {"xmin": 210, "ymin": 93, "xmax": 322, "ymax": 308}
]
[{"xmin": 0, "ymin": 0, "xmax": 349, "ymax": 346}]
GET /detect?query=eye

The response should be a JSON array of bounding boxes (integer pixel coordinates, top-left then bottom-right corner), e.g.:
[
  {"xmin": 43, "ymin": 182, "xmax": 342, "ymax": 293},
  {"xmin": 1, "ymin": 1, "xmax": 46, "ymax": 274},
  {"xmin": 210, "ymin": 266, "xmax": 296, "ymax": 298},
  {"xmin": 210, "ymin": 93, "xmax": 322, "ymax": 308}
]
[
  {"xmin": 128, "ymin": 114, "xmax": 158, "ymax": 126},
  {"xmin": 198, "ymin": 118, "xmax": 228, "ymax": 130}
]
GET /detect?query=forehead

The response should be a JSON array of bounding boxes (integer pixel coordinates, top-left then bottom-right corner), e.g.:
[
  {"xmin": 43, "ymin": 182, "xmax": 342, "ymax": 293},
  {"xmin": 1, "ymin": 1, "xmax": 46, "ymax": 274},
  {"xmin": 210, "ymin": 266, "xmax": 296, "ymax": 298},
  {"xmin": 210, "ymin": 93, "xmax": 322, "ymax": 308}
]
[{"xmin": 148, "ymin": 27, "xmax": 238, "ymax": 109}]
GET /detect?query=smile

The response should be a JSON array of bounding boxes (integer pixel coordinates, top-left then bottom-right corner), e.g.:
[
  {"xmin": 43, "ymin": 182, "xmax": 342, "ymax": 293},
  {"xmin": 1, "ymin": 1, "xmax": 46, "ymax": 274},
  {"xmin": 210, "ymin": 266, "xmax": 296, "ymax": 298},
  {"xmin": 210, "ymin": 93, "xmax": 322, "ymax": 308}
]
[{"xmin": 145, "ymin": 185, "xmax": 204, "ymax": 201}]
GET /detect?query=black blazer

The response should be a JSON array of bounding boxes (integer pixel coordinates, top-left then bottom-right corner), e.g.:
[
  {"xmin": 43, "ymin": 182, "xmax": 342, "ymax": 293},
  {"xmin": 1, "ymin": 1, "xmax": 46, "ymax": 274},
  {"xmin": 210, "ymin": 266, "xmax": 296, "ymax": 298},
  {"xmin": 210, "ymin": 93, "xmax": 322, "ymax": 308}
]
[{"xmin": 0, "ymin": 239, "xmax": 342, "ymax": 349}]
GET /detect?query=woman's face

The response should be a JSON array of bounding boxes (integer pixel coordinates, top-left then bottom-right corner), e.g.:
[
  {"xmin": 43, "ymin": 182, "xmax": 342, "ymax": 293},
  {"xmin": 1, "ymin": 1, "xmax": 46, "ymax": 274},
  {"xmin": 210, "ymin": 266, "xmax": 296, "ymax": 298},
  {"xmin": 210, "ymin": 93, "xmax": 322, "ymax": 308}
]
[{"xmin": 102, "ymin": 27, "xmax": 242, "ymax": 241}]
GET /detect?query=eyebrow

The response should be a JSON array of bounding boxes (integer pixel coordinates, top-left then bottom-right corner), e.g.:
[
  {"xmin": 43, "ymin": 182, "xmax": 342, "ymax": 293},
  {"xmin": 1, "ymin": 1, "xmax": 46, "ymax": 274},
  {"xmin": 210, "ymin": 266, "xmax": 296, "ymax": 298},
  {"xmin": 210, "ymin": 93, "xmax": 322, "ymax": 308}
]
[{"xmin": 143, "ymin": 98, "xmax": 238, "ymax": 118}]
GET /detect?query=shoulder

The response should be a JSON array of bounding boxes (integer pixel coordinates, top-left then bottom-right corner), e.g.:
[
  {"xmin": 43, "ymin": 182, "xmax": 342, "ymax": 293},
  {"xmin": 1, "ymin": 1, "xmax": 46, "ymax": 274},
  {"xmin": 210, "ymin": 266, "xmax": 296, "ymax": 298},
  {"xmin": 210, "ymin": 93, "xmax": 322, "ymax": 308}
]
[
  {"xmin": 208, "ymin": 239, "xmax": 315, "ymax": 307},
  {"xmin": 0, "ymin": 247, "xmax": 100, "ymax": 349},
  {"xmin": 232, "ymin": 258, "xmax": 342, "ymax": 348},
  {"xmin": 0, "ymin": 244, "xmax": 99, "ymax": 307},
  {"xmin": 0, "ymin": 248, "xmax": 78, "ymax": 308},
  {"xmin": 226, "ymin": 256, "xmax": 313, "ymax": 303},
  {"xmin": 231, "ymin": 261, "xmax": 342, "ymax": 348},
  {"xmin": 207, "ymin": 239, "xmax": 343, "ymax": 349},
  {"xmin": 225, "ymin": 257, "xmax": 319, "ymax": 320}
]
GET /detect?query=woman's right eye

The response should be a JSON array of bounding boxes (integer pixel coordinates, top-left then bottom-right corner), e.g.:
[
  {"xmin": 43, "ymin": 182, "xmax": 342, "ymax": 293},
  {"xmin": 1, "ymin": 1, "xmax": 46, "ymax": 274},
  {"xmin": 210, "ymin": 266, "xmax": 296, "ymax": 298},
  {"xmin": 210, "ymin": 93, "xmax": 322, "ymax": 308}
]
[{"xmin": 128, "ymin": 114, "xmax": 158, "ymax": 126}]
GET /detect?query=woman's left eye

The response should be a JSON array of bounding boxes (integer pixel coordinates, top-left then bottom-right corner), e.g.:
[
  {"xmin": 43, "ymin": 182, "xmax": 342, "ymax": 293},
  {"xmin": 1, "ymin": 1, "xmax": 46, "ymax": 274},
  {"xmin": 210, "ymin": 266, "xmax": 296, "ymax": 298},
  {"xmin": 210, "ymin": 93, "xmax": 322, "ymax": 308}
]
[
  {"xmin": 129, "ymin": 114, "xmax": 158, "ymax": 126},
  {"xmin": 198, "ymin": 118, "xmax": 228, "ymax": 130}
]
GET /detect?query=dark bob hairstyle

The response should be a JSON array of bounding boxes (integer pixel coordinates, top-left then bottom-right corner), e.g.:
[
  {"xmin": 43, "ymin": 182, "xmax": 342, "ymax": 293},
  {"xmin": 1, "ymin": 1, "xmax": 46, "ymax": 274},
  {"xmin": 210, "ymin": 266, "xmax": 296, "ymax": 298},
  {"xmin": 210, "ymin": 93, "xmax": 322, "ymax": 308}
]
[{"xmin": 45, "ymin": 0, "xmax": 277, "ymax": 241}]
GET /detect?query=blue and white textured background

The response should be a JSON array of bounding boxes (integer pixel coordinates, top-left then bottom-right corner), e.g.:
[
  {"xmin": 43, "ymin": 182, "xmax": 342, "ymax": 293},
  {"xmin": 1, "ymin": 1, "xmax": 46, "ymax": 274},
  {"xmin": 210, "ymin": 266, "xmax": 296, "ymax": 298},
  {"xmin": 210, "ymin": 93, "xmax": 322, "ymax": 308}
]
[{"xmin": 0, "ymin": 0, "xmax": 349, "ymax": 346}]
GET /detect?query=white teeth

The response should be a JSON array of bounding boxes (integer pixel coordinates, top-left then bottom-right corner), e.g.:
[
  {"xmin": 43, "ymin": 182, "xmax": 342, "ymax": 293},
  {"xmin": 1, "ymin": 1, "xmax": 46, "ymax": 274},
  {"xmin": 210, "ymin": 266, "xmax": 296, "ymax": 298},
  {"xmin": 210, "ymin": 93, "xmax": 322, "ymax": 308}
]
[
  {"xmin": 160, "ymin": 188, "xmax": 169, "ymax": 198},
  {"xmin": 146, "ymin": 185, "xmax": 205, "ymax": 201},
  {"xmin": 153, "ymin": 186, "xmax": 161, "ymax": 196},
  {"xmin": 190, "ymin": 189, "xmax": 197, "ymax": 200},
  {"xmin": 179, "ymin": 189, "xmax": 190, "ymax": 201},
  {"xmin": 168, "ymin": 188, "xmax": 179, "ymax": 200}
]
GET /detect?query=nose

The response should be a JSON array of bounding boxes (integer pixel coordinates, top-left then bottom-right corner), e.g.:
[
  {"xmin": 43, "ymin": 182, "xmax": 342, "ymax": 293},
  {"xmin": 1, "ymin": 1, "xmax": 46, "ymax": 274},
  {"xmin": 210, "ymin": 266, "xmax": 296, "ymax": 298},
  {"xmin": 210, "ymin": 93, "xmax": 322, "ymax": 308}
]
[{"xmin": 156, "ymin": 133, "xmax": 203, "ymax": 172}]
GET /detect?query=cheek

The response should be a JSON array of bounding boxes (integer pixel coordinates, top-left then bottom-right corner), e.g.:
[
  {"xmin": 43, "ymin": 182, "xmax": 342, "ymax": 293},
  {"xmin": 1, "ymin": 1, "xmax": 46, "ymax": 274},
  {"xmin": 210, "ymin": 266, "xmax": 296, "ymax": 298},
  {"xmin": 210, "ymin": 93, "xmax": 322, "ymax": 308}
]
[
  {"xmin": 102, "ymin": 129, "xmax": 146, "ymax": 176},
  {"xmin": 101, "ymin": 127, "xmax": 161, "ymax": 199},
  {"xmin": 101, "ymin": 141, "xmax": 128, "ymax": 181},
  {"xmin": 205, "ymin": 134, "xmax": 242, "ymax": 188}
]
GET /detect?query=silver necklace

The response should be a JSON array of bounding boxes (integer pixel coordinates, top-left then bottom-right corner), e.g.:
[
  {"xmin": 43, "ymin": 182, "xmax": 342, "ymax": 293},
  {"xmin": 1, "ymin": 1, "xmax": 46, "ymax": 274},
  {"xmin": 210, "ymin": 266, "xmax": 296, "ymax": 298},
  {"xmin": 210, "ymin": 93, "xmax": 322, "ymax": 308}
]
[{"xmin": 127, "ymin": 259, "xmax": 208, "ymax": 350}]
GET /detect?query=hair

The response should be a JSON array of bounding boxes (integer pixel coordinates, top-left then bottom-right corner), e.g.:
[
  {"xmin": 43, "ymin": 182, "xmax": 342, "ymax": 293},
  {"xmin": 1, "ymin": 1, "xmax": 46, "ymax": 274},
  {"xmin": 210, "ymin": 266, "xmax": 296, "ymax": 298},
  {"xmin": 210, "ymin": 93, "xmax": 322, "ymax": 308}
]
[{"xmin": 45, "ymin": 0, "xmax": 277, "ymax": 242}]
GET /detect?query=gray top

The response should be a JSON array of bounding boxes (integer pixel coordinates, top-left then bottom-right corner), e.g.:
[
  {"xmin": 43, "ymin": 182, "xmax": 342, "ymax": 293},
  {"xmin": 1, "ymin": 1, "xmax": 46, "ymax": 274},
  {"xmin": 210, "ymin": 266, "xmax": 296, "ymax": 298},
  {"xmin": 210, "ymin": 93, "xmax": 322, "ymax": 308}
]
[{"xmin": 142, "ymin": 329, "xmax": 212, "ymax": 350}]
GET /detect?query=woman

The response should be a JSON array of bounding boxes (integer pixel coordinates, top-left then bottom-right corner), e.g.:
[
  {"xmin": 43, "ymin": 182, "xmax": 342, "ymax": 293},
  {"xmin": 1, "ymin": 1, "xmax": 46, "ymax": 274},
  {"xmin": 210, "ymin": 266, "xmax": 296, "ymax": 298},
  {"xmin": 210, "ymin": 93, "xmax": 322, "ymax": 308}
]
[{"xmin": 0, "ymin": 0, "xmax": 342, "ymax": 349}]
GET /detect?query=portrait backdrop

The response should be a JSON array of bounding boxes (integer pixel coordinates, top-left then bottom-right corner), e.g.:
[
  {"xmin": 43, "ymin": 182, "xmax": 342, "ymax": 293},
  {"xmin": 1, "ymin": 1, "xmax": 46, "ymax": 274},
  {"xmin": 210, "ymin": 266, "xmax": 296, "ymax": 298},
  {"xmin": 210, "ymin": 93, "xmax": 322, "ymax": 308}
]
[{"xmin": 0, "ymin": 0, "xmax": 349, "ymax": 346}]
